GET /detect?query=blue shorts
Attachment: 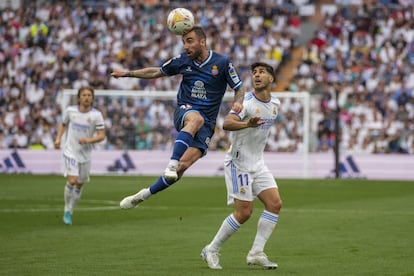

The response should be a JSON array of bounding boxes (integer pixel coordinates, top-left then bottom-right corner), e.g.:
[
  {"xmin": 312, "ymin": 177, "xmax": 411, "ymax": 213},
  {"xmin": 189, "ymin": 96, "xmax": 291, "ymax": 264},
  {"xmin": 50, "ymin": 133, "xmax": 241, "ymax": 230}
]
[{"xmin": 173, "ymin": 105, "xmax": 215, "ymax": 156}]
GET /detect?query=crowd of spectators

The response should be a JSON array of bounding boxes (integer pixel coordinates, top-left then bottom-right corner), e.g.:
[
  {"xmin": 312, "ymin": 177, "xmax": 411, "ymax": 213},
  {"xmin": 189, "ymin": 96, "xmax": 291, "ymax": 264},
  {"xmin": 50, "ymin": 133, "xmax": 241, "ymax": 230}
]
[
  {"xmin": 0, "ymin": 0, "xmax": 303, "ymax": 152},
  {"xmin": 289, "ymin": 0, "xmax": 413, "ymax": 154},
  {"xmin": 0, "ymin": 0, "xmax": 412, "ymax": 155}
]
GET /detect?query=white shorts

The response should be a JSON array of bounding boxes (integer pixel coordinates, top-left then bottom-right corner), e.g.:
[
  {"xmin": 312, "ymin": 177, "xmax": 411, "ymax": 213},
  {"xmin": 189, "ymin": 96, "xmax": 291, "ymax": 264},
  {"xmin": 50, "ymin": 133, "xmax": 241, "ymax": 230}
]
[
  {"xmin": 224, "ymin": 161, "xmax": 278, "ymax": 205},
  {"xmin": 63, "ymin": 154, "xmax": 91, "ymax": 183}
]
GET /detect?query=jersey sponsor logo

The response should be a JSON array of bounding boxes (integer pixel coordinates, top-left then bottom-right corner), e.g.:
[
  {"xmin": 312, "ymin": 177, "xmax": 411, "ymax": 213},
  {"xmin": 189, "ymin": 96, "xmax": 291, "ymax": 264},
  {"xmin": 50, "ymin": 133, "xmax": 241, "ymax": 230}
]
[
  {"xmin": 191, "ymin": 80, "xmax": 207, "ymax": 99},
  {"xmin": 71, "ymin": 122, "xmax": 90, "ymax": 132},
  {"xmin": 228, "ymin": 63, "xmax": 240, "ymax": 84},
  {"xmin": 211, "ymin": 65, "xmax": 219, "ymax": 76}
]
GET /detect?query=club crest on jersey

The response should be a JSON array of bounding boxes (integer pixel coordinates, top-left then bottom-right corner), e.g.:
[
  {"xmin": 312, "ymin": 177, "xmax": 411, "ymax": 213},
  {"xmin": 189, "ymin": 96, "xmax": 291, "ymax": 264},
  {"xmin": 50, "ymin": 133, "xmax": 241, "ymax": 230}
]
[
  {"xmin": 228, "ymin": 63, "xmax": 240, "ymax": 83},
  {"xmin": 273, "ymin": 107, "xmax": 277, "ymax": 115},
  {"xmin": 211, "ymin": 65, "xmax": 218, "ymax": 76},
  {"xmin": 255, "ymin": 109, "xmax": 260, "ymax": 114}
]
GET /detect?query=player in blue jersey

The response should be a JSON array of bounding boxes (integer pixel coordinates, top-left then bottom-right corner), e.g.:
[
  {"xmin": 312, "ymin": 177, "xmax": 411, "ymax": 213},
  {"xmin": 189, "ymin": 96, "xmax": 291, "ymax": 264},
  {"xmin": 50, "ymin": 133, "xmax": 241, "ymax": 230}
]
[
  {"xmin": 54, "ymin": 86, "xmax": 106, "ymax": 225},
  {"xmin": 110, "ymin": 26, "xmax": 245, "ymax": 208},
  {"xmin": 201, "ymin": 62, "xmax": 282, "ymax": 270}
]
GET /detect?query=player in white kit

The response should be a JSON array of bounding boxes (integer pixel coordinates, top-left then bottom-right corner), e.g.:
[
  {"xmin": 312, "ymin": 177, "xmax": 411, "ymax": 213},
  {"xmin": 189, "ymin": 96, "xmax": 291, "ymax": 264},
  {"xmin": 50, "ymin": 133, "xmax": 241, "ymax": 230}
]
[
  {"xmin": 54, "ymin": 86, "xmax": 106, "ymax": 225},
  {"xmin": 201, "ymin": 62, "xmax": 282, "ymax": 269}
]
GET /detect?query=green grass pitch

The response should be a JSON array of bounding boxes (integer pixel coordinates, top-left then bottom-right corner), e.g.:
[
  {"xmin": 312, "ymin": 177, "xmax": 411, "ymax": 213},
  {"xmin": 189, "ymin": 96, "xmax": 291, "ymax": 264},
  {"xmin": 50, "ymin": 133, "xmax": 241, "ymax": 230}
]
[{"xmin": 0, "ymin": 174, "xmax": 413, "ymax": 276}]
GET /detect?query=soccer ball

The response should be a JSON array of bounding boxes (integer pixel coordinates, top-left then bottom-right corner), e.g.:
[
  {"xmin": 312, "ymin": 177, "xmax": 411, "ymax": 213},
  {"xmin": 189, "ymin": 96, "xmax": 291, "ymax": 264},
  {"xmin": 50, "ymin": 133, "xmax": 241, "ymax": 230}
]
[{"xmin": 167, "ymin": 8, "xmax": 195, "ymax": 35}]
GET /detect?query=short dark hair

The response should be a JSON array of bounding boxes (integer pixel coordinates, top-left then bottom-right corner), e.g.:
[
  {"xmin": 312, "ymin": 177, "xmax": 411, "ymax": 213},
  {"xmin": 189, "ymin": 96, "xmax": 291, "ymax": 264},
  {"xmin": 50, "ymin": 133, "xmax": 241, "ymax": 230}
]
[
  {"xmin": 251, "ymin": 62, "xmax": 275, "ymax": 79},
  {"xmin": 188, "ymin": 25, "xmax": 206, "ymax": 40}
]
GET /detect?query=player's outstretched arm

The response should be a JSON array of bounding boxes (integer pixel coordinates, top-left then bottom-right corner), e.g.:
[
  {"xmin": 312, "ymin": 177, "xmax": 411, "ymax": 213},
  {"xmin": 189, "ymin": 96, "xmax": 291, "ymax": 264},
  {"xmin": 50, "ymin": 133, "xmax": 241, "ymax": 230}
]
[
  {"xmin": 111, "ymin": 67, "xmax": 164, "ymax": 79},
  {"xmin": 223, "ymin": 114, "xmax": 264, "ymax": 131}
]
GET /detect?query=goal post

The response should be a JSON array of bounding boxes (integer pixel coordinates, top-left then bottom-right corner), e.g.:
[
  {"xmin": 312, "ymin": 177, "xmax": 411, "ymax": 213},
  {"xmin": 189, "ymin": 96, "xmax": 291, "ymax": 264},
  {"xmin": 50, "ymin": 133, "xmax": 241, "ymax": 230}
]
[{"xmin": 61, "ymin": 89, "xmax": 311, "ymax": 177}]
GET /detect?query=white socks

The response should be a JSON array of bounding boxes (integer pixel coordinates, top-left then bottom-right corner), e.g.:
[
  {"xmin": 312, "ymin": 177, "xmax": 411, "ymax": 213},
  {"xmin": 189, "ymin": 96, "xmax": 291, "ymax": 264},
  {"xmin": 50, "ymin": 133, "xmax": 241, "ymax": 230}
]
[
  {"xmin": 71, "ymin": 187, "xmax": 82, "ymax": 211},
  {"xmin": 250, "ymin": 210, "xmax": 279, "ymax": 253},
  {"xmin": 208, "ymin": 214, "xmax": 240, "ymax": 252},
  {"xmin": 64, "ymin": 183, "xmax": 73, "ymax": 212},
  {"xmin": 208, "ymin": 211, "xmax": 279, "ymax": 253},
  {"xmin": 64, "ymin": 183, "xmax": 83, "ymax": 213}
]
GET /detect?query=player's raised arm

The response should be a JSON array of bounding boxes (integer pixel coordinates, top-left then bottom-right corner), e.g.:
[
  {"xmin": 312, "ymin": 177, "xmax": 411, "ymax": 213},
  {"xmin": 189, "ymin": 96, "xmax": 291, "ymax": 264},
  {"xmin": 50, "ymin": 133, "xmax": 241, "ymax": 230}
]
[
  {"xmin": 111, "ymin": 67, "xmax": 164, "ymax": 79},
  {"xmin": 230, "ymin": 87, "xmax": 245, "ymax": 113},
  {"xmin": 223, "ymin": 113, "xmax": 264, "ymax": 131}
]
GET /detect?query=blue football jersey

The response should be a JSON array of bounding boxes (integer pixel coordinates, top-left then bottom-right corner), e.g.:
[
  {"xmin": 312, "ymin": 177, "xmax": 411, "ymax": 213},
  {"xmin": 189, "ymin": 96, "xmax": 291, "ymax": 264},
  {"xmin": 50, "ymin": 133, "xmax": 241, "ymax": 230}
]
[{"xmin": 160, "ymin": 50, "xmax": 243, "ymax": 124}]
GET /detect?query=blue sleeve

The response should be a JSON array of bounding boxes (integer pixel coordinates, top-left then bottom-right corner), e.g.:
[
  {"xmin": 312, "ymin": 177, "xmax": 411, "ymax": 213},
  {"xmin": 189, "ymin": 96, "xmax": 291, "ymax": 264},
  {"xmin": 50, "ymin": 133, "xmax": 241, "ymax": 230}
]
[
  {"xmin": 225, "ymin": 61, "xmax": 243, "ymax": 91},
  {"xmin": 160, "ymin": 54, "xmax": 183, "ymax": 76}
]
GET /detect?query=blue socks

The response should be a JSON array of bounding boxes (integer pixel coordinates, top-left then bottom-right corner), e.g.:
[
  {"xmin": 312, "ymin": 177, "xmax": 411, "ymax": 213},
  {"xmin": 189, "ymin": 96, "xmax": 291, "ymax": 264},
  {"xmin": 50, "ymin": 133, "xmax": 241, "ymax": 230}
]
[
  {"xmin": 171, "ymin": 131, "xmax": 193, "ymax": 161},
  {"xmin": 149, "ymin": 177, "xmax": 176, "ymax": 194},
  {"xmin": 148, "ymin": 131, "xmax": 193, "ymax": 195}
]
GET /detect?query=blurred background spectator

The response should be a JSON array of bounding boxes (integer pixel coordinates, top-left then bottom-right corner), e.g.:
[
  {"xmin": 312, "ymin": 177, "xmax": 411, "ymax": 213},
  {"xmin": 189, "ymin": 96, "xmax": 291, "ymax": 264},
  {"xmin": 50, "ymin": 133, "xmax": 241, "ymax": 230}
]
[{"xmin": 0, "ymin": 0, "xmax": 412, "ymax": 154}]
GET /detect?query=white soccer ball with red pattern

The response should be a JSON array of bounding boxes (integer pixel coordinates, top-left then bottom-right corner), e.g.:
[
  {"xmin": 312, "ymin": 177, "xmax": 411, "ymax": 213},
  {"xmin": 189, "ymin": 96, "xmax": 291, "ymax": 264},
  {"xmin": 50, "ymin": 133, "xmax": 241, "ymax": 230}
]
[{"xmin": 167, "ymin": 8, "xmax": 195, "ymax": 35}]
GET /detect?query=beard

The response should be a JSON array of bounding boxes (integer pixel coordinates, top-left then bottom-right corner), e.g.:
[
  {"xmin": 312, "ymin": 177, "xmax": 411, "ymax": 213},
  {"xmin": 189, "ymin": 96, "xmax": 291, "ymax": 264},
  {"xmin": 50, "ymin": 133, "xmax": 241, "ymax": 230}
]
[{"xmin": 187, "ymin": 48, "xmax": 202, "ymax": 61}]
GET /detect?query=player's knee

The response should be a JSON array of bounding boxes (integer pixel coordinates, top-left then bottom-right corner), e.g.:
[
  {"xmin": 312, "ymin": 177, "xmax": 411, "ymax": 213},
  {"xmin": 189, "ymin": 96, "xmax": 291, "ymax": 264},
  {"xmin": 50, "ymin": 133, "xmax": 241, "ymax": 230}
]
[
  {"xmin": 235, "ymin": 208, "xmax": 253, "ymax": 224},
  {"xmin": 195, "ymin": 113, "xmax": 205, "ymax": 124},
  {"xmin": 264, "ymin": 197, "xmax": 282, "ymax": 214},
  {"xmin": 189, "ymin": 114, "xmax": 204, "ymax": 128},
  {"xmin": 271, "ymin": 198, "xmax": 282, "ymax": 214},
  {"xmin": 67, "ymin": 177, "xmax": 78, "ymax": 186}
]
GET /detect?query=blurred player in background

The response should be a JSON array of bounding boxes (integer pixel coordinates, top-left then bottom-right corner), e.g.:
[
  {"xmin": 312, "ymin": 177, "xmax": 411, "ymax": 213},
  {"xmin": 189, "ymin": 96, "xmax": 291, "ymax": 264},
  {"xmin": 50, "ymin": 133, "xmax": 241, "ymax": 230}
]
[
  {"xmin": 201, "ymin": 62, "xmax": 282, "ymax": 270},
  {"xmin": 111, "ymin": 26, "xmax": 245, "ymax": 209},
  {"xmin": 54, "ymin": 86, "xmax": 106, "ymax": 225}
]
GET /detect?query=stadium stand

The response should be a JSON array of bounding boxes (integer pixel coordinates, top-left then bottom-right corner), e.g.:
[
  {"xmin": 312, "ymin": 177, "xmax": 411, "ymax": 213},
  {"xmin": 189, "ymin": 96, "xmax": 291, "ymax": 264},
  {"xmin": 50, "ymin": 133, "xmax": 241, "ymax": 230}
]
[{"xmin": 0, "ymin": 0, "xmax": 412, "ymax": 154}]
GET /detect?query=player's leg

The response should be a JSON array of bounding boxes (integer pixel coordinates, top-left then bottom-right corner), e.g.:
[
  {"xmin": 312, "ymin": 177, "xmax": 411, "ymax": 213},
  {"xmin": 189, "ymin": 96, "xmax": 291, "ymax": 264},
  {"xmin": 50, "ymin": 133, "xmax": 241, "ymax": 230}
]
[
  {"xmin": 120, "ymin": 147, "xmax": 202, "ymax": 209},
  {"xmin": 201, "ymin": 163, "xmax": 254, "ymax": 269},
  {"xmin": 120, "ymin": 118, "xmax": 212, "ymax": 209},
  {"xmin": 69, "ymin": 162, "xmax": 90, "ymax": 216},
  {"xmin": 203, "ymin": 199, "xmax": 252, "ymax": 252},
  {"xmin": 63, "ymin": 178, "xmax": 74, "ymax": 225},
  {"xmin": 164, "ymin": 109, "xmax": 204, "ymax": 180},
  {"xmin": 247, "ymin": 169, "xmax": 281, "ymax": 269},
  {"xmin": 62, "ymin": 155, "xmax": 79, "ymax": 225}
]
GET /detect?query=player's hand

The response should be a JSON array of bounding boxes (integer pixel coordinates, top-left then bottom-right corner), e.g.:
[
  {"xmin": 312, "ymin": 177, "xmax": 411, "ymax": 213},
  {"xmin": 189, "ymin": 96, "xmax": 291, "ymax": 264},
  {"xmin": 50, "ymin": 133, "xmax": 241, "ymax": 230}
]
[
  {"xmin": 231, "ymin": 102, "xmax": 243, "ymax": 113},
  {"xmin": 54, "ymin": 139, "xmax": 60, "ymax": 149},
  {"xmin": 247, "ymin": 116, "xmax": 265, "ymax": 128},
  {"xmin": 111, "ymin": 69, "xmax": 127, "ymax": 78},
  {"xmin": 78, "ymin": 138, "xmax": 89, "ymax": 145}
]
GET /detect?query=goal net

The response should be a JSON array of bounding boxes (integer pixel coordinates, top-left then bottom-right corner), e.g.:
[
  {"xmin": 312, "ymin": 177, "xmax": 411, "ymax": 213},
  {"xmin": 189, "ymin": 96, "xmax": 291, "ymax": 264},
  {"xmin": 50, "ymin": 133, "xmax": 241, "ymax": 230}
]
[{"xmin": 61, "ymin": 89, "xmax": 311, "ymax": 177}]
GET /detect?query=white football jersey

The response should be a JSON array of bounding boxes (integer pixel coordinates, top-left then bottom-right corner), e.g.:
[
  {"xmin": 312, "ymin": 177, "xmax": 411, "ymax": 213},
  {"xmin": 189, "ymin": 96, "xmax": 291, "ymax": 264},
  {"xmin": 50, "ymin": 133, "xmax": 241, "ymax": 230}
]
[
  {"xmin": 62, "ymin": 105, "xmax": 105, "ymax": 162},
  {"xmin": 224, "ymin": 92, "xmax": 280, "ymax": 171}
]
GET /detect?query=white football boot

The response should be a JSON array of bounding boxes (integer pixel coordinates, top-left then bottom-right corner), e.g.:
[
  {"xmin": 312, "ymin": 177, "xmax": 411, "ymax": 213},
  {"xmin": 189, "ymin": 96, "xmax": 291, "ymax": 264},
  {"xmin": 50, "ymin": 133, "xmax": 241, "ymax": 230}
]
[
  {"xmin": 119, "ymin": 188, "xmax": 149, "ymax": 209},
  {"xmin": 201, "ymin": 245, "xmax": 222, "ymax": 270},
  {"xmin": 246, "ymin": 251, "xmax": 278, "ymax": 269}
]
